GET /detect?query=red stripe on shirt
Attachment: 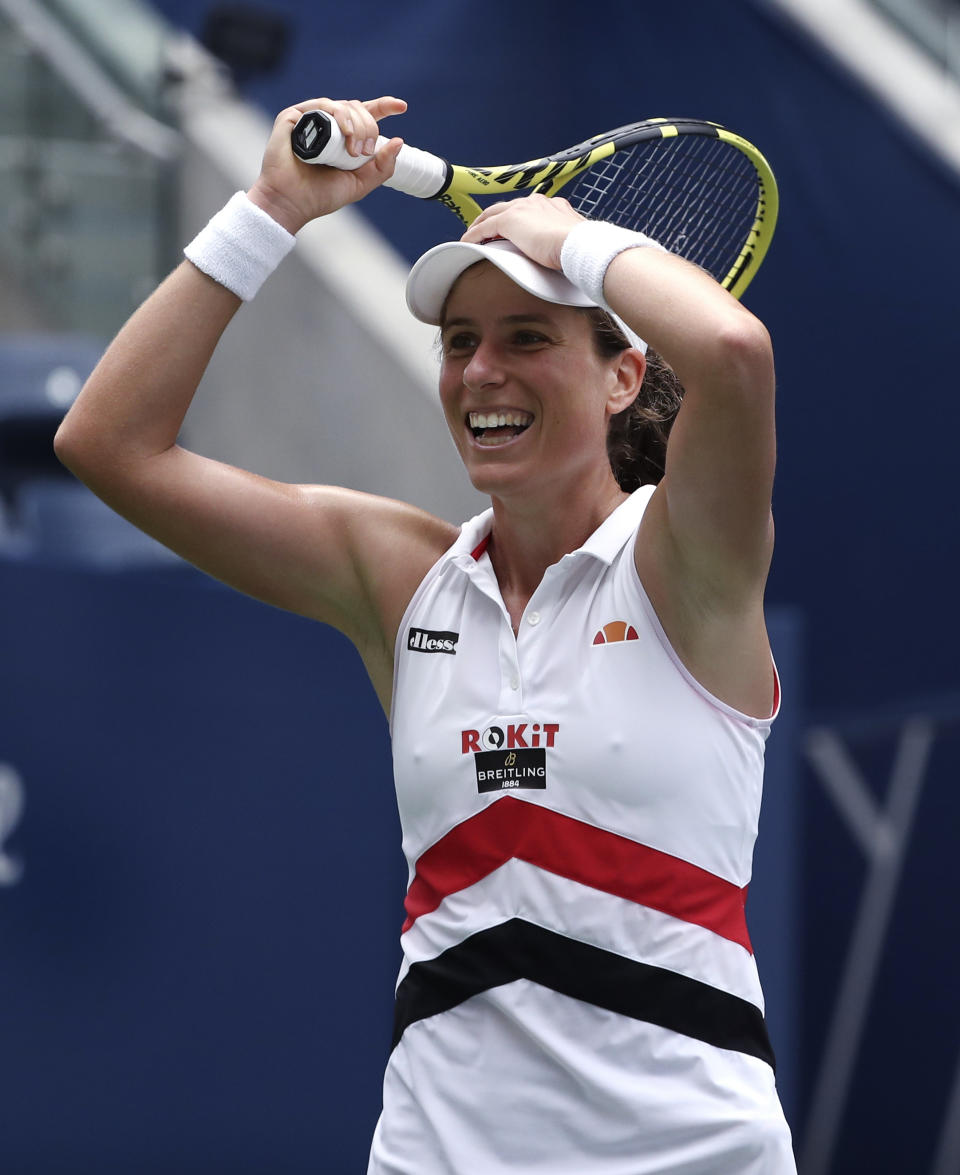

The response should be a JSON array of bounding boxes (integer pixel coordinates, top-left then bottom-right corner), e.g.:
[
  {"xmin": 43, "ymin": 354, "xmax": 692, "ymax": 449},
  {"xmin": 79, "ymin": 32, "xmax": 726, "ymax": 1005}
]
[{"xmin": 402, "ymin": 796, "xmax": 752, "ymax": 952}]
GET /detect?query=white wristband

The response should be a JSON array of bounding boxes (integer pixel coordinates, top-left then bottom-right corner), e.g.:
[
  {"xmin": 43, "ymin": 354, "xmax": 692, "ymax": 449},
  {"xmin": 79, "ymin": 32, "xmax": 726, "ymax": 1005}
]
[
  {"xmin": 560, "ymin": 221, "xmax": 666, "ymax": 313},
  {"xmin": 184, "ymin": 191, "xmax": 296, "ymax": 301}
]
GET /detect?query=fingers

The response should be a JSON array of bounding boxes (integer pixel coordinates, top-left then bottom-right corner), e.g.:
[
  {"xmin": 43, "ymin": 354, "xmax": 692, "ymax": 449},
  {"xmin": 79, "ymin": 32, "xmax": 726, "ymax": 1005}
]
[
  {"xmin": 363, "ymin": 96, "xmax": 408, "ymax": 121},
  {"xmin": 310, "ymin": 98, "xmax": 377, "ymax": 158},
  {"xmin": 458, "ymin": 194, "xmax": 585, "ymax": 270},
  {"xmin": 353, "ymin": 137, "xmax": 404, "ymax": 194},
  {"xmin": 460, "ymin": 200, "xmax": 524, "ymax": 242},
  {"xmin": 340, "ymin": 99, "xmax": 380, "ymax": 157},
  {"xmin": 470, "ymin": 194, "xmax": 582, "ymax": 229},
  {"xmin": 284, "ymin": 95, "xmax": 406, "ymax": 159},
  {"xmin": 459, "ymin": 200, "xmax": 514, "ymax": 240}
]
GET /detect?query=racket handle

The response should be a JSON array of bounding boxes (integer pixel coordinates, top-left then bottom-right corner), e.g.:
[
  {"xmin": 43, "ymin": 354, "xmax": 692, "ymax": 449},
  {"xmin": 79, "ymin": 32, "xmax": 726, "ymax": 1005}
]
[{"xmin": 290, "ymin": 110, "xmax": 449, "ymax": 200}]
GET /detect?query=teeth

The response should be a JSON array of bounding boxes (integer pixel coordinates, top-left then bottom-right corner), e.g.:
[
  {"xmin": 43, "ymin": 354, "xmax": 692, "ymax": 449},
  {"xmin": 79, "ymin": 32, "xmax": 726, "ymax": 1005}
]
[{"xmin": 468, "ymin": 410, "xmax": 533, "ymax": 430}]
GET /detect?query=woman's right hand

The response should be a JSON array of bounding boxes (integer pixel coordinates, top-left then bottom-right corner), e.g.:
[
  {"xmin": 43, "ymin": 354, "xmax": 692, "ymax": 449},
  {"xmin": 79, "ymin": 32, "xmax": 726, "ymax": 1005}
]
[{"xmin": 246, "ymin": 96, "xmax": 407, "ymax": 233}]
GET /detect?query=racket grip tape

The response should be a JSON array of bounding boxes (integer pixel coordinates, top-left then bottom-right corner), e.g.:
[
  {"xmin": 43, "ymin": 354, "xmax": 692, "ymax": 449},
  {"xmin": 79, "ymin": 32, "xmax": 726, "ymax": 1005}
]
[{"xmin": 290, "ymin": 110, "xmax": 449, "ymax": 200}]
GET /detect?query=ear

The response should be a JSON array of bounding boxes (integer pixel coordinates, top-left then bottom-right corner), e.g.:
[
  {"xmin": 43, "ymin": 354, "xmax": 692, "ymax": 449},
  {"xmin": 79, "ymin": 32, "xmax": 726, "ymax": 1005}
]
[{"xmin": 605, "ymin": 348, "xmax": 646, "ymax": 417}]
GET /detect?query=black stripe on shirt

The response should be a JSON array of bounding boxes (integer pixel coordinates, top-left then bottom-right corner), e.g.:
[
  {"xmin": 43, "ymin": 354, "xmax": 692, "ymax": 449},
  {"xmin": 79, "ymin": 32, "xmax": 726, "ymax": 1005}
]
[{"xmin": 393, "ymin": 918, "xmax": 775, "ymax": 1068}]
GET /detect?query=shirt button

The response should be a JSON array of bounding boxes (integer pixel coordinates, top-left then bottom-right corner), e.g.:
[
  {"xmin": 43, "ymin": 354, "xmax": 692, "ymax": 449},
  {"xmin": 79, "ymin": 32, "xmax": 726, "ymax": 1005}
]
[
  {"xmin": 510, "ymin": 676, "xmax": 520, "ymax": 690},
  {"xmin": 527, "ymin": 611, "xmax": 541, "ymax": 626}
]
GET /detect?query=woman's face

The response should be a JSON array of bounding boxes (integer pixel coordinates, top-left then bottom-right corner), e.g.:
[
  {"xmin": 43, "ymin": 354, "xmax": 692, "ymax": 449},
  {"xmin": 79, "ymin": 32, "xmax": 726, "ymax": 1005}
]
[{"xmin": 438, "ymin": 262, "xmax": 627, "ymax": 500}]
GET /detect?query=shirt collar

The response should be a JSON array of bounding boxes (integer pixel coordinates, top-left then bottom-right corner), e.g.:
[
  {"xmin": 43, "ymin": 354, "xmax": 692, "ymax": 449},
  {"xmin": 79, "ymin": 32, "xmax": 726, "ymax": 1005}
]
[
  {"xmin": 443, "ymin": 507, "xmax": 495, "ymax": 570},
  {"xmin": 440, "ymin": 484, "xmax": 656, "ymax": 574},
  {"xmin": 575, "ymin": 484, "xmax": 656, "ymax": 564}
]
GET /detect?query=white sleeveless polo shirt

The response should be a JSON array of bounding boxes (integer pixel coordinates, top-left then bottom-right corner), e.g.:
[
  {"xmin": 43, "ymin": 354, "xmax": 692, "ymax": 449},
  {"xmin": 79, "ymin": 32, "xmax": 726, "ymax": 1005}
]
[{"xmin": 368, "ymin": 487, "xmax": 796, "ymax": 1175}]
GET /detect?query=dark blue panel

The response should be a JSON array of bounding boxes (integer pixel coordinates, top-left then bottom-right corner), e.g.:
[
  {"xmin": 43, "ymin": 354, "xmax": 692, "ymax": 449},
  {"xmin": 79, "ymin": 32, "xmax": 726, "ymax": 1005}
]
[
  {"xmin": 800, "ymin": 714, "xmax": 960, "ymax": 1175},
  {"xmin": 750, "ymin": 607, "xmax": 803, "ymax": 1127},
  {"xmin": 0, "ymin": 561, "xmax": 403, "ymax": 1172}
]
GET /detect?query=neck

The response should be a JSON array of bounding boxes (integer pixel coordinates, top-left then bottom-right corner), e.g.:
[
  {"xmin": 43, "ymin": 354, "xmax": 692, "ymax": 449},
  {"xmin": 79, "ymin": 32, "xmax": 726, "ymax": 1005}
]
[{"xmin": 485, "ymin": 470, "xmax": 629, "ymax": 603}]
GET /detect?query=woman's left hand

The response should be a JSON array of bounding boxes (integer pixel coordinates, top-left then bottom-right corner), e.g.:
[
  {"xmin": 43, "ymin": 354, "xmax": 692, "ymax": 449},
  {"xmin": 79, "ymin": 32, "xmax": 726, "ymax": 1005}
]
[{"xmin": 459, "ymin": 194, "xmax": 585, "ymax": 270}]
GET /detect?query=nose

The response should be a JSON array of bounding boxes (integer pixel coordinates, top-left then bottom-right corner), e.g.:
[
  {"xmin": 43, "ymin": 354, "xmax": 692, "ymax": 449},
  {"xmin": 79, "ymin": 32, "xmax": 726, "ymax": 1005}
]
[{"xmin": 463, "ymin": 338, "xmax": 505, "ymax": 391}]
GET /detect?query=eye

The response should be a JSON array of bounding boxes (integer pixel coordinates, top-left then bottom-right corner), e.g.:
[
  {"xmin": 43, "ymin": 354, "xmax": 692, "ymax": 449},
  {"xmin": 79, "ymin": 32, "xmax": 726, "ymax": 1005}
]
[
  {"xmin": 442, "ymin": 331, "xmax": 477, "ymax": 355},
  {"xmin": 512, "ymin": 329, "xmax": 549, "ymax": 347}
]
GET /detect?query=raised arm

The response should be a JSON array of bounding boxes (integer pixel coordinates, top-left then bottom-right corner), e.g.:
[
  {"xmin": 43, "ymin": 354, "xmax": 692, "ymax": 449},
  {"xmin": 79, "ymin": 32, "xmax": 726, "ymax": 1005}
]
[
  {"xmin": 605, "ymin": 242, "xmax": 776, "ymax": 716},
  {"xmin": 54, "ymin": 98, "xmax": 455, "ymax": 708},
  {"xmin": 602, "ymin": 244, "xmax": 774, "ymax": 577}
]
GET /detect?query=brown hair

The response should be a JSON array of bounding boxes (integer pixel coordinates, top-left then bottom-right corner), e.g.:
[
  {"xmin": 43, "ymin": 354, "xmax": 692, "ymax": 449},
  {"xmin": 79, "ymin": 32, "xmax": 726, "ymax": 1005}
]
[{"xmin": 584, "ymin": 308, "xmax": 684, "ymax": 491}]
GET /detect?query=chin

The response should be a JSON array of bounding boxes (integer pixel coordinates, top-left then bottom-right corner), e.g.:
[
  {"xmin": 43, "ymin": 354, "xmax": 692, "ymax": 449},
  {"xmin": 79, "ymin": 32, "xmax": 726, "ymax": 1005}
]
[
  {"xmin": 464, "ymin": 456, "xmax": 554, "ymax": 502},
  {"xmin": 462, "ymin": 461, "xmax": 519, "ymax": 498},
  {"xmin": 465, "ymin": 467, "xmax": 512, "ymax": 496}
]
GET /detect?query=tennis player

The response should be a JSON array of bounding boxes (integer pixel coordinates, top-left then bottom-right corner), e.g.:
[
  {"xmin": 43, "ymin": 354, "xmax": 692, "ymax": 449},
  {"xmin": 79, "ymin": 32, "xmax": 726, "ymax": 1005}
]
[{"xmin": 55, "ymin": 97, "xmax": 796, "ymax": 1173}]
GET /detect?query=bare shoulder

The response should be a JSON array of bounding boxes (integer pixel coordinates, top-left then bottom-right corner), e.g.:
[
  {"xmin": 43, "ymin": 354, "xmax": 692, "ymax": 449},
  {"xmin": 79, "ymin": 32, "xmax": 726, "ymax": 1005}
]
[
  {"xmin": 296, "ymin": 486, "xmax": 458, "ymax": 708},
  {"xmin": 300, "ymin": 485, "xmax": 457, "ymax": 626}
]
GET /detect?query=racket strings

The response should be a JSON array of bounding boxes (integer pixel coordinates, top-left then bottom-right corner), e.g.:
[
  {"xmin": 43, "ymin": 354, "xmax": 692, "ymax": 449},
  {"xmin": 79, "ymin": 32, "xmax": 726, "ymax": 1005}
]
[{"xmin": 568, "ymin": 137, "xmax": 761, "ymax": 283}]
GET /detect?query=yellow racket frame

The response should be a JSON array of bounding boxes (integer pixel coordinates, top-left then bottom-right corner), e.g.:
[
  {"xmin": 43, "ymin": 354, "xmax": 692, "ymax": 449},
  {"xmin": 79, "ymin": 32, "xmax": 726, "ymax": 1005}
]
[{"xmin": 436, "ymin": 119, "xmax": 778, "ymax": 300}]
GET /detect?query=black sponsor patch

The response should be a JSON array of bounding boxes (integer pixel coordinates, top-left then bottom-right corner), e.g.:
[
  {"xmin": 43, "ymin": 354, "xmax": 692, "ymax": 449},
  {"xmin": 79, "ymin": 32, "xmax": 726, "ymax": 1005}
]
[
  {"xmin": 408, "ymin": 627, "xmax": 459, "ymax": 655},
  {"xmin": 475, "ymin": 748, "xmax": 546, "ymax": 793}
]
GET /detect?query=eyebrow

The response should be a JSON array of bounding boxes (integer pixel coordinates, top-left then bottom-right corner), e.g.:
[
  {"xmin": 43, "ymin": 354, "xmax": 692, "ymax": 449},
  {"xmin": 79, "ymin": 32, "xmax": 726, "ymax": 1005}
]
[{"xmin": 441, "ymin": 313, "xmax": 558, "ymax": 330}]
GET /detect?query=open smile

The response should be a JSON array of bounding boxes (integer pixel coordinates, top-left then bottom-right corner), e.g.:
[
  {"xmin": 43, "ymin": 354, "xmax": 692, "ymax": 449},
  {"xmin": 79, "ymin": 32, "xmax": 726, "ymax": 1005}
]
[{"xmin": 467, "ymin": 409, "xmax": 534, "ymax": 448}]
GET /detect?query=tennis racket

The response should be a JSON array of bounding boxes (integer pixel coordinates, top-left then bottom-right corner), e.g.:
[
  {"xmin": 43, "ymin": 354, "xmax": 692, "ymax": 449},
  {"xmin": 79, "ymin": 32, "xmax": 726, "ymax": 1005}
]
[{"xmin": 290, "ymin": 112, "xmax": 778, "ymax": 300}]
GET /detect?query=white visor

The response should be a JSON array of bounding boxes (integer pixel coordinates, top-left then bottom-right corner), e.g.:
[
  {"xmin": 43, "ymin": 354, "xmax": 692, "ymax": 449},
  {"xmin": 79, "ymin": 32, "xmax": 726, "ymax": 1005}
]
[{"xmin": 405, "ymin": 237, "xmax": 647, "ymax": 355}]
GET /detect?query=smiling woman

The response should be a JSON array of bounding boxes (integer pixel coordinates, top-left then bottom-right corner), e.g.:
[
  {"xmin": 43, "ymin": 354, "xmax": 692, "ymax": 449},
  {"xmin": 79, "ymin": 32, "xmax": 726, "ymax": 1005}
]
[
  {"xmin": 440, "ymin": 265, "xmax": 636, "ymax": 510},
  {"xmin": 53, "ymin": 95, "xmax": 794, "ymax": 1174},
  {"xmin": 409, "ymin": 235, "xmax": 683, "ymax": 490}
]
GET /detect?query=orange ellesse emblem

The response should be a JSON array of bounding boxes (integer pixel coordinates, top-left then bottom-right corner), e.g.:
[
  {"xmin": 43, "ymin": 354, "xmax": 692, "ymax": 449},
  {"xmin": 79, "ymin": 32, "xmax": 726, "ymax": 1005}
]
[{"xmin": 592, "ymin": 620, "xmax": 639, "ymax": 645}]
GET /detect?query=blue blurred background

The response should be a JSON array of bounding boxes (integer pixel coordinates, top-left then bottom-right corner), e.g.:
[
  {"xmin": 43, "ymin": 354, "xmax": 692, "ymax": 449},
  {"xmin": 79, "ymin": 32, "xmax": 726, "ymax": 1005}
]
[{"xmin": 1, "ymin": 0, "xmax": 958, "ymax": 1171}]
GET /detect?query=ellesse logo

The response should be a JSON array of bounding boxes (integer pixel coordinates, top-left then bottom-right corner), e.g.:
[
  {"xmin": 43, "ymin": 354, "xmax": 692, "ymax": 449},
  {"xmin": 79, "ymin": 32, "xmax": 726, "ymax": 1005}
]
[
  {"xmin": 592, "ymin": 619, "xmax": 639, "ymax": 645},
  {"xmin": 408, "ymin": 627, "xmax": 459, "ymax": 654}
]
